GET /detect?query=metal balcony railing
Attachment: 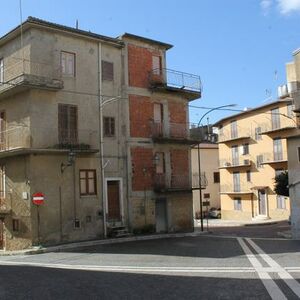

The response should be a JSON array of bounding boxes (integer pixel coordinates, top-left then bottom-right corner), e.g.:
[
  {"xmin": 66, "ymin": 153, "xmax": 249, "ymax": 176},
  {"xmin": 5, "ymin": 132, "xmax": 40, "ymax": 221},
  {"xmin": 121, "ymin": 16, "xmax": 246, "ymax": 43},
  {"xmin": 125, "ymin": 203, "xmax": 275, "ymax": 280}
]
[
  {"xmin": 261, "ymin": 152, "xmax": 287, "ymax": 164},
  {"xmin": 0, "ymin": 193, "xmax": 11, "ymax": 215},
  {"xmin": 0, "ymin": 126, "xmax": 98, "ymax": 152},
  {"xmin": 148, "ymin": 68, "xmax": 202, "ymax": 94},
  {"xmin": 258, "ymin": 118, "xmax": 296, "ymax": 134},
  {"xmin": 0, "ymin": 57, "xmax": 63, "ymax": 93},
  {"xmin": 192, "ymin": 172, "xmax": 208, "ymax": 189},
  {"xmin": 153, "ymin": 173, "xmax": 192, "ymax": 191},
  {"xmin": 218, "ymin": 126, "xmax": 252, "ymax": 143},
  {"xmin": 220, "ymin": 183, "xmax": 253, "ymax": 194},
  {"xmin": 219, "ymin": 157, "xmax": 252, "ymax": 168}
]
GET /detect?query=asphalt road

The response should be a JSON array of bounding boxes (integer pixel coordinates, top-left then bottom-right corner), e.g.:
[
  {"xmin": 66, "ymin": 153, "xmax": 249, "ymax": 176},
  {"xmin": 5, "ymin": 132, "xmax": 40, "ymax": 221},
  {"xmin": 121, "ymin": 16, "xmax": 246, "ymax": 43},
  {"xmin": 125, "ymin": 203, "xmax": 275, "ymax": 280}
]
[{"xmin": 0, "ymin": 230, "xmax": 300, "ymax": 300}]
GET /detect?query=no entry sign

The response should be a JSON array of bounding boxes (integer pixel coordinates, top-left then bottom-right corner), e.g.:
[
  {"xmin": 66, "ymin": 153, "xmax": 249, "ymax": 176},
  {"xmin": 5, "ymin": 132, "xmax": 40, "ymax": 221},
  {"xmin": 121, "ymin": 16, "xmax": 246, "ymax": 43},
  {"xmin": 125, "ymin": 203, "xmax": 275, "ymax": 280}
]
[{"xmin": 32, "ymin": 192, "xmax": 45, "ymax": 205}]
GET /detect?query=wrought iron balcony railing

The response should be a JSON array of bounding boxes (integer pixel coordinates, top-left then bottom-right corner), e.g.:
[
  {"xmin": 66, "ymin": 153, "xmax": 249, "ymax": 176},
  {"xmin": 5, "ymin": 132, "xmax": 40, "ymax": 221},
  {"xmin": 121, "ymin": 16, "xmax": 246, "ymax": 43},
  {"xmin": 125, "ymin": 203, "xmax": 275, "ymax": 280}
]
[
  {"xmin": 0, "ymin": 126, "xmax": 98, "ymax": 153},
  {"xmin": 148, "ymin": 68, "xmax": 202, "ymax": 98},
  {"xmin": 219, "ymin": 157, "xmax": 252, "ymax": 168},
  {"xmin": 218, "ymin": 126, "xmax": 252, "ymax": 143},
  {"xmin": 220, "ymin": 183, "xmax": 253, "ymax": 194},
  {"xmin": 258, "ymin": 118, "xmax": 296, "ymax": 135},
  {"xmin": 0, "ymin": 57, "xmax": 63, "ymax": 94},
  {"xmin": 261, "ymin": 152, "xmax": 287, "ymax": 164},
  {"xmin": 153, "ymin": 173, "xmax": 192, "ymax": 192}
]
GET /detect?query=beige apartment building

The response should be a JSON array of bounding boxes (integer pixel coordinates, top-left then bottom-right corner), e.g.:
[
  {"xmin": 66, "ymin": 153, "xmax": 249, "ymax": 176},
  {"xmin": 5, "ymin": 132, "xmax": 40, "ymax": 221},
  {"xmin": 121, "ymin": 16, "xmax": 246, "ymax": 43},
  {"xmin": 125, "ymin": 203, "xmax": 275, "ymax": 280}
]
[
  {"xmin": 0, "ymin": 17, "xmax": 201, "ymax": 250},
  {"xmin": 285, "ymin": 47, "xmax": 300, "ymax": 239},
  {"xmin": 191, "ymin": 143, "xmax": 220, "ymax": 218},
  {"xmin": 215, "ymin": 99, "xmax": 295, "ymax": 221}
]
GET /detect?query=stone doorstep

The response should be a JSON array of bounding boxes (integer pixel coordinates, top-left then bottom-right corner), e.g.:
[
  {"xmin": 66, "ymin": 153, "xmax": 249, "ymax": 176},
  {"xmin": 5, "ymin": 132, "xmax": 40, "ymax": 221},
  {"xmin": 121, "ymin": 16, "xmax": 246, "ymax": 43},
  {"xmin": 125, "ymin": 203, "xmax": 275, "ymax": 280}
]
[{"xmin": 0, "ymin": 231, "xmax": 206, "ymax": 256}]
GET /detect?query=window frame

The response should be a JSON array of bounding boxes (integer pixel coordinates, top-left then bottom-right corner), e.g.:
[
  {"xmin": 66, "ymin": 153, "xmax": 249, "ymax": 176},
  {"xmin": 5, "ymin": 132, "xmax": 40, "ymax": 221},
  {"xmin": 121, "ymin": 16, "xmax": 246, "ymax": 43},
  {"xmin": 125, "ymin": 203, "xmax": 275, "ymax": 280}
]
[
  {"xmin": 0, "ymin": 58, "xmax": 3, "ymax": 84},
  {"xmin": 103, "ymin": 116, "xmax": 116, "ymax": 137},
  {"xmin": 276, "ymin": 195, "xmax": 286, "ymax": 209},
  {"xmin": 213, "ymin": 172, "xmax": 220, "ymax": 183},
  {"xmin": 246, "ymin": 170, "xmax": 251, "ymax": 182},
  {"xmin": 102, "ymin": 60, "xmax": 114, "ymax": 81},
  {"xmin": 79, "ymin": 169, "xmax": 97, "ymax": 196},
  {"xmin": 255, "ymin": 127, "xmax": 262, "ymax": 140},
  {"xmin": 61, "ymin": 51, "xmax": 76, "ymax": 77},
  {"xmin": 58, "ymin": 104, "xmax": 78, "ymax": 145},
  {"xmin": 234, "ymin": 197, "xmax": 242, "ymax": 211}
]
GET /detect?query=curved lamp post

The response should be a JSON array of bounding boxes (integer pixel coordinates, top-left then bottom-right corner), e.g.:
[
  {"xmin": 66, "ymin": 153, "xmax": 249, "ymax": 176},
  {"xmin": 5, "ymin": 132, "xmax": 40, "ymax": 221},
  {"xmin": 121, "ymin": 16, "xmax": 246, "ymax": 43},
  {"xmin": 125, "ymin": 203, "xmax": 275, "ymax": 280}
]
[{"xmin": 197, "ymin": 104, "xmax": 237, "ymax": 231}]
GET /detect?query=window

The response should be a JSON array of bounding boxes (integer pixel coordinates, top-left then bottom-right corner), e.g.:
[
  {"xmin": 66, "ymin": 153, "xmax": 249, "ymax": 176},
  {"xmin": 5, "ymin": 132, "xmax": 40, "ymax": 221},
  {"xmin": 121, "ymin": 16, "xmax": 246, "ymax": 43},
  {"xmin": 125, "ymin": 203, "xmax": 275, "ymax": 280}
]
[
  {"xmin": 74, "ymin": 219, "xmax": 81, "ymax": 228},
  {"xmin": 242, "ymin": 143, "xmax": 249, "ymax": 155},
  {"xmin": 152, "ymin": 55, "xmax": 162, "ymax": 75},
  {"xmin": 246, "ymin": 170, "xmax": 251, "ymax": 182},
  {"xmin": 0, "ymin": 111, "xmax": 6, "ymax": 149},
  {"xmin": 0, "ymin": 58, "xmax": 3, "ymax": 84},
  {"xmin": 204, "ymin": 193, "xmax": 210, "ymax": 199},
  {"xmin": 234, "ymin": 198, "xmax": 242, "ymax": 211},
  {"xmin": 256, "ymin": 155, "xmax": 264, "ymax": 168},
  {"xmin": 255, "ymin": 127, "xmax": 262, "ymax": 140},
  {"xmin": 273, "ymin": 138, "xmax": 283, "ymax": 161},
  {"xmin": 213, "ymin": 172, "xmax": 220, "ymax": 183},
  {"xmin": 277, "ymin": 195, "xmax": 286, "ymax": 209},
  {"xmin": 86, "ymin": 215, "xmax": 92, "ymax": 223},
  {"xmin": 232, "ymin": 145, "xmax": 239, "ymax": 165},
  {"xmin": 79, "ymin": 170, "xmax": 97, "ymax": 196},
  {"xmin": 12, "ymin": 219, "xmax": 19, "ymax": 232},
  {"xmin": 271, "ymin": 108, "xmax": 280, "ymax": 130},
  {"xmin": 102, "ymin": 61, "xmax": 114, "ymax": 81},
  {"xmin": 230, "ymin": 120, "xmax": 238, "ymax": 139},
  {"xmin": 61, "ymin": 51, "xmax": 75, "ymax": 76},
  {"xmin": 103, "ymin": 117, "xmax": 115, "ymax": 137},
  {"xmin": 58, "ymin": 104, "xmax": 78, "ymax": 145},
  {"xmin": 287, "ymin": 104, "xmax": 295, "ymax": 118}
]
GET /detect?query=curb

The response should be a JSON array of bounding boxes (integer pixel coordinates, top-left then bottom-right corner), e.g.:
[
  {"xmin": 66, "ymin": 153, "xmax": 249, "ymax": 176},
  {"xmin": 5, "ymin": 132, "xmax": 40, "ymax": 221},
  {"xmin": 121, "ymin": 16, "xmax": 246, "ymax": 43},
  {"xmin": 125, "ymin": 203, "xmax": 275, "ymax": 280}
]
[{"xmin": 0, "ymin": 231, "xmax": 206, "ymax": 256}]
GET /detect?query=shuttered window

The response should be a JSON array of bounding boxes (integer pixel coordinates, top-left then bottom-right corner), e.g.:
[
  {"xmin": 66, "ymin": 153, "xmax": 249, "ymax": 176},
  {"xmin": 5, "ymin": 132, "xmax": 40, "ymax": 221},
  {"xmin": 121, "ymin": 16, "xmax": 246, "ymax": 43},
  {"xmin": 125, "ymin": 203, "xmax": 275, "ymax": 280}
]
[
  {"xmin": 102, "ymin": 61, "xmax": 114, "ymax": 81},
  {"xmin": 0, "ymin": 58, "xmax": 3, "ymax": 84},
  {"xmin": 80, "ymin": 170, "xmax": 97, "ymax": 196},
  {"xmin": 0, "ymin": 111, "xmax": 6, "ymax": 150},
  {"xmin": 0, "ymin": 166, "xmax": 5, "ymax": 200},
  {"xmin": 58, "ymin": 104, "xmax": 78, "ymax": 145},
  {"xmin": 61, "ymin": 51, "xmax": 76, "ymax": 76}
]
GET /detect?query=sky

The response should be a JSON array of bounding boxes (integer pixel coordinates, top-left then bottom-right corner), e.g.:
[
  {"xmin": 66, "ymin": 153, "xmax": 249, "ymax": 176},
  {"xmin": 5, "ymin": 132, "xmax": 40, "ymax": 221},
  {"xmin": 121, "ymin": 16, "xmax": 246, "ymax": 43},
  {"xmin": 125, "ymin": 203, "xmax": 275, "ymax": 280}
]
[{"xmin": 1, "ymin": 0, "xmax": 300, "ymax": 125}]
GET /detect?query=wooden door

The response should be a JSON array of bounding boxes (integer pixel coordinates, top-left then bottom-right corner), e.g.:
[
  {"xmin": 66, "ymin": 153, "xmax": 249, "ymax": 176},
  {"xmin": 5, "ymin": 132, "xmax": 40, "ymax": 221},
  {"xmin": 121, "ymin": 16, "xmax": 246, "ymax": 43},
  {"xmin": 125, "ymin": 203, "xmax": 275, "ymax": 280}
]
[{"xmin": 107, "ymin": 181, "xmax": 121, "ymax": 221}]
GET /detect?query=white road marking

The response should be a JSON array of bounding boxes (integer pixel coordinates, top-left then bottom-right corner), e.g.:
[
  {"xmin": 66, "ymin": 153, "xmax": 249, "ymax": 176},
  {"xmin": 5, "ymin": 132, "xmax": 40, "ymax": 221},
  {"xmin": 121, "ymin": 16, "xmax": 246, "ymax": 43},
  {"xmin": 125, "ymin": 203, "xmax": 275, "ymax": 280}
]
[
  {"xmin": 237, "ymin": 237, "xmax": 287, "ymax": 300},
  {"xmin": 246, "ymin": 238, "xmax": 300, "ymax": 298}
]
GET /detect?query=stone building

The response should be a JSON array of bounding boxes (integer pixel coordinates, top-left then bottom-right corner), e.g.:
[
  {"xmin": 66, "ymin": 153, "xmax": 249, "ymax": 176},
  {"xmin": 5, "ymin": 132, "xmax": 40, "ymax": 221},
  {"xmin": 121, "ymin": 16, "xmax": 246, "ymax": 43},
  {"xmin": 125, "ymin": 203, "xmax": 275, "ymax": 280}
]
[{"xmin": 0, "ymin": 17, "xmax": 201, "ymax": 250}]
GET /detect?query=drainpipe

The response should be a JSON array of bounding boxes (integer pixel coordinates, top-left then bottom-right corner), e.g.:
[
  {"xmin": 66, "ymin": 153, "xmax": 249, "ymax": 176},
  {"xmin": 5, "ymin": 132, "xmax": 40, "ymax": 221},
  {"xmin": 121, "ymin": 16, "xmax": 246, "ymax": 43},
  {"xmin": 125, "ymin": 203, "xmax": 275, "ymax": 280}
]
[{"xmin": 97, "ymin": 42, "xmax": 107, "ymax": 238}]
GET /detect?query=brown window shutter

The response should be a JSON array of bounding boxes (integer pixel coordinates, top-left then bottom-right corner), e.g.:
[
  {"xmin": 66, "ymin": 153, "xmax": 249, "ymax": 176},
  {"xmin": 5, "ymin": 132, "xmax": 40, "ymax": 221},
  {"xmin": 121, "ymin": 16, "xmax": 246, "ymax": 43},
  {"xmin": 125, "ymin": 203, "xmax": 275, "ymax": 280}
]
[{"xmin": 102, "ymin": 61, "xmax": 114, "ymax": 81}]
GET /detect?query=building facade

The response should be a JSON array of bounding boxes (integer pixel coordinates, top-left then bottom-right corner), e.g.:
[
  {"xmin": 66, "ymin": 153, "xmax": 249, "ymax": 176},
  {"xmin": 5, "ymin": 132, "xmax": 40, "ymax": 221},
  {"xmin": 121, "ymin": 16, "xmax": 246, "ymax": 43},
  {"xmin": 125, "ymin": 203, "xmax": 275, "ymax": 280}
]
[
  {"xmin": 191, "ymin": 143, "xmax": 220, "ymax": 218},
  {"xmin": 0, "ymin": 17, "xmax": 201, "ymax": 250},
  {"xmin": 215, "ymin": 100, "xmax": 295, "ymax": 221},
  {"xmin": 285, "ymin": 48, "xmax": 300, "ymax": 239}
]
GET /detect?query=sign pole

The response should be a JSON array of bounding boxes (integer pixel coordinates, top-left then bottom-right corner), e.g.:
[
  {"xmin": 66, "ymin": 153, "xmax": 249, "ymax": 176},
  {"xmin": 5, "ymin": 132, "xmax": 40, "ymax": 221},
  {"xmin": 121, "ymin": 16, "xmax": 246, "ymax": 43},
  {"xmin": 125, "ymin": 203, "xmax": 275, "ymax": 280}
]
[{"xmin": 37, "ymin": 205, "xmax": 40, "ymax": 245}]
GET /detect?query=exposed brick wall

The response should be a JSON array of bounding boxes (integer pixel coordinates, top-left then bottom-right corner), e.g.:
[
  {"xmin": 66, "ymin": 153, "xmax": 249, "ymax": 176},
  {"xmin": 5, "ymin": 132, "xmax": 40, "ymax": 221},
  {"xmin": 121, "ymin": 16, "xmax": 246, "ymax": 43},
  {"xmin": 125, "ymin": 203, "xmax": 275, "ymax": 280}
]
[
  {"xmin": 129, "ymin": 94, "xmax": 153, "ymax": 138},
  {"xmin": 170, "ymin": 149, "xmax": 189, "ymax": 176},
  {"xmin": 128, "ymin": 44, "xmax": 160, "ymax": 88},
  {"xmin": 169, "ymin": 101, "xmax": 187, "ymax": 124},
  {"xmin": 131, "ymin": 147, "xmax": 154, "ymax": 191}
]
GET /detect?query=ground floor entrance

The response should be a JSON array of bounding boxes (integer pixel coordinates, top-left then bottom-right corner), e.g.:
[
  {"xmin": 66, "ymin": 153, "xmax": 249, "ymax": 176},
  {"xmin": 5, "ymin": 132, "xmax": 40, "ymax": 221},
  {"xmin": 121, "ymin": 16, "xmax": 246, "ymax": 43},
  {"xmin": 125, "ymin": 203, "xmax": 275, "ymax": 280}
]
[
  {"xmin": 258, "ymin": 189, "xmax": 267, "ymax": 217},
  {"xmin": 106, "ymin": 179, "xmax": 122, "ymax": 223},
  {"xmin": 155, "ymin": 198, "xmax": 167, "ymax": 233}
]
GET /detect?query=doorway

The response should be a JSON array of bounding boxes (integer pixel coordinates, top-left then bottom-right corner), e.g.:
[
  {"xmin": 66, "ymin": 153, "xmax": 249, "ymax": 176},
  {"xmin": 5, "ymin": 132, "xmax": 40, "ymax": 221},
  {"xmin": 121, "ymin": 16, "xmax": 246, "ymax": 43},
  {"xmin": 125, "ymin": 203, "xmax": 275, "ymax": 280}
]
[
  {"xmin": 155, "ymin": 198, "xmax": 167, "ymax": 233},
  {"xmin": 106, "ymin": 180, "xmax": 122, "ymax": 222},
  {"xmin": 258, "ymin": 189, "xmax": 267, "ymax": 216}
]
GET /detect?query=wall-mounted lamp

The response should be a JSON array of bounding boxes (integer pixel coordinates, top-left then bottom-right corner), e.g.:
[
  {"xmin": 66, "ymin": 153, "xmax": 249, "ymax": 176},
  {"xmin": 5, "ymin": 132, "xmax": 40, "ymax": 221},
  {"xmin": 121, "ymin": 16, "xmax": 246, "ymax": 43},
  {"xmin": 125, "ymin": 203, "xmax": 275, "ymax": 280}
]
[{"xmin": 61, "ymin": 150, "xmax": 76, "ymax": 173}]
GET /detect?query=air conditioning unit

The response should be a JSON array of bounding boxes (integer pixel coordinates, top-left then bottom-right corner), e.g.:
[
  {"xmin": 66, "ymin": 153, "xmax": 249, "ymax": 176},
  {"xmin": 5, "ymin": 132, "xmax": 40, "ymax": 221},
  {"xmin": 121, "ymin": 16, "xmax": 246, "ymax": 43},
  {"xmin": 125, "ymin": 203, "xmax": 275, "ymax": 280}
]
[
  {"xmin": 224, "ymin": 162, "xmax": 231, "ymax": 167},
  {"xmin": 244, "ymin": 159, "xmax": 250, "ymax": 165}
]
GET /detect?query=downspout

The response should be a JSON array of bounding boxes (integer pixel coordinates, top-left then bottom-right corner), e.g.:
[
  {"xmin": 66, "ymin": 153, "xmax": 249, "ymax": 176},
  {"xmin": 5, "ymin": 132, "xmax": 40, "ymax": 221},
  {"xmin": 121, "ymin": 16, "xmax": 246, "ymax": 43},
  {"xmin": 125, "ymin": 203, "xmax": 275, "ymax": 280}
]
[{"xmin": 97, "ymin": 42, "xmax": 107, "ymax": 238}]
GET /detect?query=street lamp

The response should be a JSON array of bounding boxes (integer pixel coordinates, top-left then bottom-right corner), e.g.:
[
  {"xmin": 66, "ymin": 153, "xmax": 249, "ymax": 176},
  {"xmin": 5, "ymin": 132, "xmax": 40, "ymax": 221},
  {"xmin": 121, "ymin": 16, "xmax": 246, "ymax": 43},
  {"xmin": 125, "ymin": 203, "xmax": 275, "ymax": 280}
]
[{"xmin": 197, "ymin": 104, "xmax": 237, "ymax": 231}]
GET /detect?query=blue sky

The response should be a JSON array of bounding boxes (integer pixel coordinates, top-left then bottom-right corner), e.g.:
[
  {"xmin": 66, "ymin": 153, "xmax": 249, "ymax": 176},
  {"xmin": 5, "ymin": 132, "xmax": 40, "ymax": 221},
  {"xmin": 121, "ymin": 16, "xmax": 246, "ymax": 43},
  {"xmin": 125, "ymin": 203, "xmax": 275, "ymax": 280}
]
[{"xmin": 1, "ymin": 0, "xmax": 300, "ymax": 124}]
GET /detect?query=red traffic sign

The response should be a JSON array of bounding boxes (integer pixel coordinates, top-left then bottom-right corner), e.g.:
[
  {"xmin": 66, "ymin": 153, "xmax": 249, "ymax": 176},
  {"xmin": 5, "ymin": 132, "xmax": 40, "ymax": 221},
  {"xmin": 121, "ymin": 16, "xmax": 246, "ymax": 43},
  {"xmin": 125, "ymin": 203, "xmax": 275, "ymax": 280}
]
[{"xmin": 32, "ymin": 192, "xmax": 45, "ymax": 205}]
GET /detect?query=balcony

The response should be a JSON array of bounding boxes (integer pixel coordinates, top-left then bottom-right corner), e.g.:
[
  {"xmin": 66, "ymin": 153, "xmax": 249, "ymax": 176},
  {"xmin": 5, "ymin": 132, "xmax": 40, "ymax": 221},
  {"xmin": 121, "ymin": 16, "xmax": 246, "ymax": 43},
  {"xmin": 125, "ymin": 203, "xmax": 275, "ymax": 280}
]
[
  {"xmin": 220, "ymin": 183, "xmax": 254, "ymax": 195},
  {"xmin": 153, "ymin": 173, "xmax": 192, "ymax": 192},
  {"xmin": 0, "ymin": 195, "xmax": 11, "ymax": 216},
  {"xmin": 259, "ymin": 119, "xmax": 296, "ymax": 135},
  {"xmin": 218, "ymin": 127, "xmax": 252, "ymax": 143},
  {"xmin": 150, "ymin": 121, "xmax": 200, "ymax": 144},
  {"xmin": 219, "ymin": 157, "xmax": 252, "ymax": 169},
  {"xmin": 0, "ymin": 126, "xmax": 98, "ymax": 157},
  {"xmin": 0, "ymin": 58, "xmax": 63, "ymax": 98},
  {"xmin": 192, "ymin": 172, "xmax": 208, "ymax": 190},
  {"xmin": 261, "ymin": 152, "xmax": 287, "ymax": 166},
  {"xmin": 148, "ymin": 68, "xmax": 202, "ymax": 101}
]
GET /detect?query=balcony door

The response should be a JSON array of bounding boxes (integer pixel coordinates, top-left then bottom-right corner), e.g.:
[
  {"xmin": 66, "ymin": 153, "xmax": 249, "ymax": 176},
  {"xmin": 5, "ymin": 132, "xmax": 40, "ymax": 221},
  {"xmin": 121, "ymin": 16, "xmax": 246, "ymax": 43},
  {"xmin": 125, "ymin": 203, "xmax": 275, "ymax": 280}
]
[
  {"xmin": 0, "ymin": 111, "xmax": 5, "ymax": 150},
  {"xmin": 231, "ymin": 120, "xmax": 238, "ymax": 139},
  {"xmin": 106, "ymin": 180, "xmax": 122, "ymax": 222},
  {"xmin": 233, "ymin": 172, "xmax": 240, "ymax": 192},
  {"xmin": 271, "ymin": 108, "xmax": 280, "ymax": 130},
  {"xmin": 231, "ymin": 145, "xmax": 239, "ymax": 166},
  {"xmin": 153, "ymin": 103, "xmax": 163, "ymax": 137},
  {"xmin": 273, "ymin": 138, "xmax": 283, "ymax": 161},
  {"xmin": 58, "ymin": 104, "xmax": 78, "ymax": 146}
]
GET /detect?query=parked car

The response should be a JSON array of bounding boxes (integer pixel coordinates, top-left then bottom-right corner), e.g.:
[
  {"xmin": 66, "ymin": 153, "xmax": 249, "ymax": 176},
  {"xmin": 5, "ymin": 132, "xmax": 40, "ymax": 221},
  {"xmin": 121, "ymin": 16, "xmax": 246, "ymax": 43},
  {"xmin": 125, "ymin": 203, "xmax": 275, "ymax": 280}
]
[{"xmin": 209, "ymin": 208, "xmax": 221, "ymax": 219}]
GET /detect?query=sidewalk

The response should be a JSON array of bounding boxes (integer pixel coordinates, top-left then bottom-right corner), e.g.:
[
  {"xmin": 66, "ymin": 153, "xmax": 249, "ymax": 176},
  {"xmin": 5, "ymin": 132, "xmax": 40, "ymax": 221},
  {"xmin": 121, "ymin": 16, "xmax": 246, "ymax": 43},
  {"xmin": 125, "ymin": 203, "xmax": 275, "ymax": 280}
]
[
  {"xmin": 0, "ymin": 230, "xmax": 207, "ymax": 256},
  {"xmin": 194, "ymin": 218, "xmax": 280, "ymax": 228}
]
